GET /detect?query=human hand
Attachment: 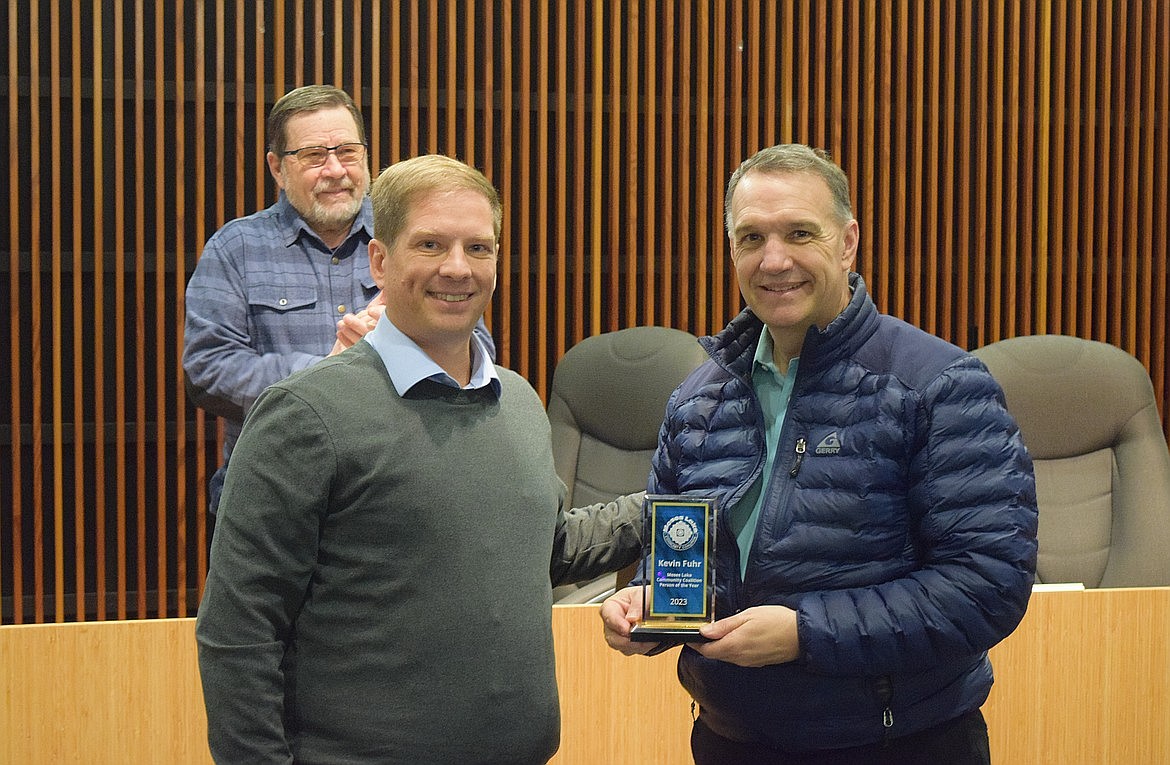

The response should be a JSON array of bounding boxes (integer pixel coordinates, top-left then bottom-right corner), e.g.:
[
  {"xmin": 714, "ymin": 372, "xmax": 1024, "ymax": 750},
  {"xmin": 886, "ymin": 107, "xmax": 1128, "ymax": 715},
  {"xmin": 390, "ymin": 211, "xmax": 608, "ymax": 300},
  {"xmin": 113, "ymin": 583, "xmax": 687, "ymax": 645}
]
[
  {"xmin": 599, "ymin": 586, "xmax": 659, "ymax": 656},
  {"xmin": 330, "ymin": 292, "xmax": 386, "ymax": 355},
  {"xmin": 690, "ymin": 605, "xmax": 801, "ymax": 667}
]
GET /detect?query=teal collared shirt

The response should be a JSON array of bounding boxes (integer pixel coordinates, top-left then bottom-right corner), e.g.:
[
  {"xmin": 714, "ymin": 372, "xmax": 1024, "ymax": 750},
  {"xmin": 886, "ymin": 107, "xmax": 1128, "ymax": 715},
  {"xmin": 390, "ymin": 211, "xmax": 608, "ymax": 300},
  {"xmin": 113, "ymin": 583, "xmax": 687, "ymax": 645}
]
[
  {"xmin": 363, "ymin": 314, "xmax": 501, "ymax": 398},
  {"xmin": 728, "ymin": 330, "xmax": 799, "ymax": 579}
]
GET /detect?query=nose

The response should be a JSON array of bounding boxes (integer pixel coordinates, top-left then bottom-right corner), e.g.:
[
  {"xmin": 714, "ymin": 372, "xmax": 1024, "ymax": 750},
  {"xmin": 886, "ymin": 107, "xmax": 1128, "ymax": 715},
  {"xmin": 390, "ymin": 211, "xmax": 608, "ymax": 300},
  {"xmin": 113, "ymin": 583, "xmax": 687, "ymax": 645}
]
[
  {"xmin": 319, "ymin": 151, "xmax": 347, "ymax": 176},
  {"xmin": 758, "ymin": 237, "xmax": 793, "ymax": 272},
  {"xmin": 438, "ymin": 245, "xmax": 474, "ymax": 278}
]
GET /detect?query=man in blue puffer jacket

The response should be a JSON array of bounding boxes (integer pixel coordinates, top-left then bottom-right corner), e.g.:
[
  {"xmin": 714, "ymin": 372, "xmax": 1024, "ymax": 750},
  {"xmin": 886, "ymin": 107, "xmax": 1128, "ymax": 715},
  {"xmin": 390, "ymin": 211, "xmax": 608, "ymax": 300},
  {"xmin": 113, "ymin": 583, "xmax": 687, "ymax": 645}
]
[{"xmin": 601, "ymin": 144, "xmax": 1038, "ymax": 764}]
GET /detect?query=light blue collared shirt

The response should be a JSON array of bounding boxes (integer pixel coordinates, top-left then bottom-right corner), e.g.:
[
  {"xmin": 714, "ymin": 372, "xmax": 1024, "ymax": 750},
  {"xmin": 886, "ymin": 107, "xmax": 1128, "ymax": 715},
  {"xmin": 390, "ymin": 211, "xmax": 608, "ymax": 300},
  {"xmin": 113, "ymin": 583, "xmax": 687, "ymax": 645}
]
[
  {"xmin": 363, "ymin": 314, "xmax": 501, "ymax": 398},
  {"xmin": 728, "ymin": 329, "xmax": 799, "ymax": 580}
]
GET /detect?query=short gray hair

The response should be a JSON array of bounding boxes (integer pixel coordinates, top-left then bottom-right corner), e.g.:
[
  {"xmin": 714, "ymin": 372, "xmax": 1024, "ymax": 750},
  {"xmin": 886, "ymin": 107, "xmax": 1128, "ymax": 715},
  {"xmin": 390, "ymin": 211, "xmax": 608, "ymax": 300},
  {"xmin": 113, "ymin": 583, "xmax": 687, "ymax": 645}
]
[{"xmin": 724, "ymin": 143, "xmax": 853, "ymax": 234}]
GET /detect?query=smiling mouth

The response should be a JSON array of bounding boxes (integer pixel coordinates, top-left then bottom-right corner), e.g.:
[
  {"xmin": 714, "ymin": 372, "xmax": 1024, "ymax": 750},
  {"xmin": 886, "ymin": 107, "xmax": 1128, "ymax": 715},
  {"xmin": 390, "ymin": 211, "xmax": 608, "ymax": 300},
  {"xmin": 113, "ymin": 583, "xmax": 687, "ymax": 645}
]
[
  {"xmin": 433, "ymin": 293, "xmax": 473, "ymax": 303},
  {"xmin": 762, "ymin": 282, "xmax": 805, "ymax": 294}
]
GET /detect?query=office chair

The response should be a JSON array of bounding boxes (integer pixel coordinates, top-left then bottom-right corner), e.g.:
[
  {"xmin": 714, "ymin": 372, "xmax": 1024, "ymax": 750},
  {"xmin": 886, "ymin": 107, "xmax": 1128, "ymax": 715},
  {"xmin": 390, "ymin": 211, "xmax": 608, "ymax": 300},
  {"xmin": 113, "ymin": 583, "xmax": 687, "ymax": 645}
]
[
  {"xmin": 972, "ymin": 335, "xmax": 1170, "ymax": 587},
  {"xmin": 548, "ymin": 326, "xmax": 709, "ymax": 603}
]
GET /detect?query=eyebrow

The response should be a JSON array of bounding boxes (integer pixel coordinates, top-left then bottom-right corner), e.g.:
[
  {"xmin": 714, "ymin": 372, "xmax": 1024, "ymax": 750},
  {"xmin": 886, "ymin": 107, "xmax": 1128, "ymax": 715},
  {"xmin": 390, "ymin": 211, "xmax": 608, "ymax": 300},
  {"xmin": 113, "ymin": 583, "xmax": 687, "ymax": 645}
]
[{"xmin": 409, "ymin": 228, "xmax": 496, "ymax": 242}]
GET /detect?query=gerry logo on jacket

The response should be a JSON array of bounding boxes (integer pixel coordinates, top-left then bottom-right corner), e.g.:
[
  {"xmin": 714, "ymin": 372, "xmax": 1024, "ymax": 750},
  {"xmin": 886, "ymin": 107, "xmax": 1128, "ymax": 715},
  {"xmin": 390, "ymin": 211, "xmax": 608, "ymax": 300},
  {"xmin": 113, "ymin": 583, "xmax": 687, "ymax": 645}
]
[{"xmin": 814, "ymin": 431, "xmax": 842, "ymax": 455}]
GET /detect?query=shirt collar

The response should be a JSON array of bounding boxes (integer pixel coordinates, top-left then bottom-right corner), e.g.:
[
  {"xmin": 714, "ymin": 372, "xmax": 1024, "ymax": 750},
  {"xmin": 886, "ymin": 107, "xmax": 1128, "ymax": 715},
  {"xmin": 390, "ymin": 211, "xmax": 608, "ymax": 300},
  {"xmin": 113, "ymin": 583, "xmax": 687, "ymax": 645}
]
[
  {"xmin": 753, "ymin": 328, "xmax": 779, "ymax": 373},
  {"xmin": 275, "ymin": 192, "xmax": 374, "ymax": 249},
  {"xmin": 752, "ymin": 328, "xmax": 799, "ymax": 381},
  {"xmin": 364, "ymin": 314, "xmax": 501, "ymax": 398}
]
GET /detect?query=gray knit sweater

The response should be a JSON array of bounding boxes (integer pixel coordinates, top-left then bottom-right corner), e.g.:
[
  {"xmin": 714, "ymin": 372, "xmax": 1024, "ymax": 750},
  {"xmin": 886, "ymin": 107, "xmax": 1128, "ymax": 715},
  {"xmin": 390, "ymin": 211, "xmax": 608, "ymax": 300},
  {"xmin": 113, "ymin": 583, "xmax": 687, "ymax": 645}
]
[{"xmin": 196, "ymin": 341, "xmax": 643, "ymax": 764}]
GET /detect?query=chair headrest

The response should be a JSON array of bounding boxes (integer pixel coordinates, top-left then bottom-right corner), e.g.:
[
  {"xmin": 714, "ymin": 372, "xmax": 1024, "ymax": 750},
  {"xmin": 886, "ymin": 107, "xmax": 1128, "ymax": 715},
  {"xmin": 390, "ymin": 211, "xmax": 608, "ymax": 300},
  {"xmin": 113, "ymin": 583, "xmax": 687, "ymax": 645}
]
[
  {"xmin": 972, "ymin": 335, "xmax": 1158, "ymax": 459},
  {"xmin": 549, "ymin": 326, "xmax": 707, "ymax": 450}
]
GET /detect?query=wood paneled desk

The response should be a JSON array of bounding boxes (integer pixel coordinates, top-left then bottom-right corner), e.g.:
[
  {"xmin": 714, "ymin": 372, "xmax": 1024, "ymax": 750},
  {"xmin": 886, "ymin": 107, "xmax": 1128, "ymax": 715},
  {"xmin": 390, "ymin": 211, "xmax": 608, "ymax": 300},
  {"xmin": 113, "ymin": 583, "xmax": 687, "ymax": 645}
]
[{"xmin": 2, "ymin": 588, "xmax": 1167, "ymax": 764}]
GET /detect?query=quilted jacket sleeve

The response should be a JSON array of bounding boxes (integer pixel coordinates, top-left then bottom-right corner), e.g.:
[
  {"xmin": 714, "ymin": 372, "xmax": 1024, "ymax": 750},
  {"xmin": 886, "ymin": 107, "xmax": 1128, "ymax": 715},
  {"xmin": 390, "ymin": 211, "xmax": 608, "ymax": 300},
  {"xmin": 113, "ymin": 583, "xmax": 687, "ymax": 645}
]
[{"xmin": 797, "ymin": 358, "xmax": 1038, "ymax": 676}]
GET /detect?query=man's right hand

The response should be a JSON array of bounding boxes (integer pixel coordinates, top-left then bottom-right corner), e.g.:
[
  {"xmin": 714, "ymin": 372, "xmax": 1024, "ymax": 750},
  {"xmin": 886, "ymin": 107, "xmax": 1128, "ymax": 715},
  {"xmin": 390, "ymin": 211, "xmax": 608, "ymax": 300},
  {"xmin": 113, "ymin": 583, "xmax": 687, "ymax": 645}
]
[
  {"xmin": 330, "ymin": 291, "xmax": 387, "ymax": 355},
  {"xmin": 599, "ymin": 586, "xmax": 659, "ymax": 656}
]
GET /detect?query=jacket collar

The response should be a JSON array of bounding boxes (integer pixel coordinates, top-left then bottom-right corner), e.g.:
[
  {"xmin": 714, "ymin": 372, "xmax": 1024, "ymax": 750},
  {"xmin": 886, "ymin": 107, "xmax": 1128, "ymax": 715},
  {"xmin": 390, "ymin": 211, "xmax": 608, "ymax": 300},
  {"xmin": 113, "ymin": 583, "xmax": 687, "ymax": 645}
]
[{"xmin": 702, "ymin": 272, "xmax": 879, "ymax": 378}]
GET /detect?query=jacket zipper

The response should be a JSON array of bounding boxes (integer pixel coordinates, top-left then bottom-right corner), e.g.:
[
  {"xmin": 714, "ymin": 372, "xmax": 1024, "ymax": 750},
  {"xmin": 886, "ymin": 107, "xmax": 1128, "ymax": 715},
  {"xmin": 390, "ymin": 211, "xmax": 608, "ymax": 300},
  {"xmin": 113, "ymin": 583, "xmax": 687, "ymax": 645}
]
[
  {"xmin": 789, "ymin": 437, "xmax": 806, "ymax": 477},
  {"xmin": 877, "ymin": 675, "xmax": 894, "ymax": 745}
]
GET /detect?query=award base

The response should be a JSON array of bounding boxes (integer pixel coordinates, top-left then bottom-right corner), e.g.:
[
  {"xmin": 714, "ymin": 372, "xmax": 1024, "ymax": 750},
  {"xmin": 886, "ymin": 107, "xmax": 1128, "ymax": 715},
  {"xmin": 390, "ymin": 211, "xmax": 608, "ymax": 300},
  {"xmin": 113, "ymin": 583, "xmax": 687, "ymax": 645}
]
[{"xmin": 629, "ymin": 622, "xmax": 711, "ymax": 644}]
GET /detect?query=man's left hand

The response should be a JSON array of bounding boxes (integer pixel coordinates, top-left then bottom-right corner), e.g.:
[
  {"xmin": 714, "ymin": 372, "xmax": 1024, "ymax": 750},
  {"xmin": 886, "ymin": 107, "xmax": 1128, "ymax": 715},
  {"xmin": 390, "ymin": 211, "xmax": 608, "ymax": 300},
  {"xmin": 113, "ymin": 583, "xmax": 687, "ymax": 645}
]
[{"xmin": 690, "ymin": 605, "xmax": 801, "ymax": 667}]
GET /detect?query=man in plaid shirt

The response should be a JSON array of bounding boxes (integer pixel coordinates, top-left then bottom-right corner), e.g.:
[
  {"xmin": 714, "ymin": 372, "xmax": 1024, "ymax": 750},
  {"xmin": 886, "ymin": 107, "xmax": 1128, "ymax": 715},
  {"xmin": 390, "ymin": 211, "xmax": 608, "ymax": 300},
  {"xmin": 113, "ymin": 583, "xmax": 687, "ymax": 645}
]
[{"xmin": 183, "ymin": 85, "xmax": 494, "ymax": 514}]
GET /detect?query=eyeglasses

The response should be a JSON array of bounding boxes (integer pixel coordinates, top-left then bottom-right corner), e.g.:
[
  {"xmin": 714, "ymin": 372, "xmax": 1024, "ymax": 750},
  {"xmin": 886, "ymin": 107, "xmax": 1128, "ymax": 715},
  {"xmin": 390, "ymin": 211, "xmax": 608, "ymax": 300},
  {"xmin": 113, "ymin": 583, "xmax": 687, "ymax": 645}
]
[{"xmin": 280, "ymin": 142, "xmax": 368, "ymax": 168}]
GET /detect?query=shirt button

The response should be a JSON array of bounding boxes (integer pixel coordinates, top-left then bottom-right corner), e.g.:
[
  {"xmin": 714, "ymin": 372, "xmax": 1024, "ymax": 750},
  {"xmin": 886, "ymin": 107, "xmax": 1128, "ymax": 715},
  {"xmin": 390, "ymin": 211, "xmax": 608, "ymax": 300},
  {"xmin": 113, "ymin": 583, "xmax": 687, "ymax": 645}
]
[
  {"xmin": 337, "ymin": 305, "xmax": 347, "ymax": 314},
  {"xmin": 331, "ymin": 257, "xmax": 340, "ymax": 265},
  {"xmin": 278, "ymin": 298, "xmax": 287, "ymax": 306}
]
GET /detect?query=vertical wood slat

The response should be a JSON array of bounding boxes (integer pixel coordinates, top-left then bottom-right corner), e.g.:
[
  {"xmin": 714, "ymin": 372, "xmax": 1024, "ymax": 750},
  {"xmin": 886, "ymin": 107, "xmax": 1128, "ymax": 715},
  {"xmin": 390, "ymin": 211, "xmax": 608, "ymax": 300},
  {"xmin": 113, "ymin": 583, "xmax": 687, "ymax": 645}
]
[
  {"xmin": 695, "ymin": 4, "xmax": 709, "ymax": 334},
  {"xmin": 445, "ymin": 0, "xmax": 458, "ymax": 153},
  {"xmin": 369, "ymin": 2, "xmax": 380, "ymax": 171},
  {"xmin": 571, "ymin": 0, "xmax": 585, "ymax": 341},
  {"xmin": 153, "ymin": 0, "xmax": 168, "ymax": 618},
  {"xmin": 658, "ymin": 1, "xmax": 674, "ymax": 327},
  {"xmin": 1111, "ymin": 2, "xmax": 1129, "ymax": 350},
  {"xmin": 859, "ymin": 1, "xmax": 875, "ymax": 310},
  {"xmin": 711, "ymin": 4, "xmax": 728, "ymax": 327},
  {"xmin": 1002, "ymin": 0, "xmax": 1021, "ymax": 341},
  {"xmin": 192, "ymin": 0, "xmax": 207, "ymax": 611},
  {"xmin": 253, "ymin": 3, "xmax": 265, "ymax": 209},
  {"xmin": 1048, "ymin": 0, "xmax": 1065, "ymax": 333},
  {"xmin": 427, "ymin": 0, "xmax": 438, "ymax": 154},
  {"xmin": 954, "ymin": 5, "xmax": 972, "ymax": 347},
  {"xmin": 982, "ymin": 1, "xmax": 1000, "ymax": 345},
  {"xmin": 892, "ymin": 0, "xmax": 908, "ymax": 322},
  {"xmin": 624, "ymin": 2, "xmax": 638, "ymax": 326},
  {"xmin": 134, "ymin": 0, "xmax": 147, "ymax": 619},
  {"xmin": 1124, "ymin": 2, "xmax": 1141, "ymax": 357},
  {"xmin": 5, "ymin": 0, "xmax": 24, "ymax": 625},
  {"xmin": 173, "ymin": 0, "xmax": 188, "ymax": 617},
  {"xmin": 1083, "ymin": 2, "xmax": 1101, "ymax": 341},
  {"xmin": 676, "ymin": 2, "xmax": 692, "ymax": 329},
  {"xmin": 113, "ymin": 0, "xmax": 127, "ymax": 621},
  {"xmin": 462, "ymin": 0, "xmax": 475, "ymax": 170},
  {"xmin": 1151, "ymin": 0, "xmax": 1168, "ymax": 414},
  {"xmin": 91, "ymin": 0, "xmax": 108, "ymax": 620},
  {"xmin": 605, "ymin": 0, "xmax": 619, "ymax": 333},
  {"xmin": 588, "ymin": 0, "xmax": 602, "ymax": 336},
  {"xmin": 408, "ymin": 2, "xmax": 420, "ymax": 157},
  {"xmin": 389, "ymin": 3, "xmax": 401, "ymax": 164},
  {"xmin": 554, "ymin": 0, "xmax": 567, "ymax": 356},
  {"xmin": 1035, "ymin": 1, "xmax": 1051, "ymax": 333},
  {"xmin": 71, "ymin": 0, "xmax": 85, "ymax": 621},
  {"xmin": 517, "ymin": 0, "xmax": 532, "ymax": 377},
  {"xmin": 4, "ymin": 0, "xmax": 1170, "ymax": 626},
  {"xmin": 1063, "ymin": 1, "xmax": 1082, "ymax": 338},
  {"xmin": 536, "ymin": 0, "xmax": 550, "ymax": 390},
  {"xmin": 499, "ymin": 0, "xmax": 514, "ymax": 364},
  {"xmin": 922, "ymin": 3, "xmax": 940, "ymax": 338},
  {"xmin": 49, "ymin": 0, "xmax": 63, "ymax": 625},
  {"xmin": 28, "ymin": 0, "xmax": 43, "ymax": 624}
]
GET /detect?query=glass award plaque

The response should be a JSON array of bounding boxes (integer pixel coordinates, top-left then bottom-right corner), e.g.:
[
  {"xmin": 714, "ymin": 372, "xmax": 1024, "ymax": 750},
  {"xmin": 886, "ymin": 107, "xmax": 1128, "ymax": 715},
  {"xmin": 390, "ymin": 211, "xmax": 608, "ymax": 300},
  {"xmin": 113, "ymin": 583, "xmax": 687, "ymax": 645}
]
[{"xmin": 629, "ymin": 495, "xmax": 717, "ymax": 644}]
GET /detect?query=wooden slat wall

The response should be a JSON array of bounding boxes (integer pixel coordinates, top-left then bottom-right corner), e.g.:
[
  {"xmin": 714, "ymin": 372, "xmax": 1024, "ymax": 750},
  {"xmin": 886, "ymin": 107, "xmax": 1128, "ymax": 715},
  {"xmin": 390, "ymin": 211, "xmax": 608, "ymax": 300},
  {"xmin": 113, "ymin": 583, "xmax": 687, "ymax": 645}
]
[{"xmin": 1, "ymin": 0, "xmax": 1167, "ymax": 624}]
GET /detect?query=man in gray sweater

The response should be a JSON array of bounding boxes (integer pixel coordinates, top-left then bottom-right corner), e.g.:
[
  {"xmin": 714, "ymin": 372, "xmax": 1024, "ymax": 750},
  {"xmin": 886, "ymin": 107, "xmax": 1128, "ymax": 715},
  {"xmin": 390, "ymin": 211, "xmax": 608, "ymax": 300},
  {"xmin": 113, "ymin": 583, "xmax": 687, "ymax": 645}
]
[{"xmin": 196, "ymin": 154, "xmax": 644, "ymax": 764}]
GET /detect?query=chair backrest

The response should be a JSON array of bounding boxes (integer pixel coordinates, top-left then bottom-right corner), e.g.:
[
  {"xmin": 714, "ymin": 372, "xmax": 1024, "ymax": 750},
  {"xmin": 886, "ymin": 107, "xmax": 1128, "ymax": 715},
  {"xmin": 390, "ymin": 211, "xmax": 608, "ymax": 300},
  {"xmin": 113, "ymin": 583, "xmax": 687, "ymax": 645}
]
[
  {"xmin": 972, "ymin": 334, "xmax": 1170, "ymax": 587},
  {"xmin": 547, "ymin": 326, "xmax": 708, "ymax": 602}
]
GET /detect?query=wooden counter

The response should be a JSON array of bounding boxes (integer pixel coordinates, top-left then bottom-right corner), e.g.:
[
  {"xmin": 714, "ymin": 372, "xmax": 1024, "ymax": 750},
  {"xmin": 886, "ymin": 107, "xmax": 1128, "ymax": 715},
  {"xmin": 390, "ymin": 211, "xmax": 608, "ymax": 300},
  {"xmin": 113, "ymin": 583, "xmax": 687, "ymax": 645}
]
[{"xmin": 2, "ymin": 588, "xmax": 1167, "ymax": 764}]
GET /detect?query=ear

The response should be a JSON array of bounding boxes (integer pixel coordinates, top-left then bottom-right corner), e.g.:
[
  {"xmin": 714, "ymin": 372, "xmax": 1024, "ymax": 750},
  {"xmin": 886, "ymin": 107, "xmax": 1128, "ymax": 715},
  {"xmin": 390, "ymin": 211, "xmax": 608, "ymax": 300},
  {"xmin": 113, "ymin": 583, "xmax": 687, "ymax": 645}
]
[
  {"xmin": 841, "ymin": 219, "xmax": 860, "ymax": 270},
  {"xmin": 266, "ymin": 152, "xmax": 285, "ymax": 189},
  {"xmin": 368, "ymin": 239, "xmax": 388, "ymax": 289}
]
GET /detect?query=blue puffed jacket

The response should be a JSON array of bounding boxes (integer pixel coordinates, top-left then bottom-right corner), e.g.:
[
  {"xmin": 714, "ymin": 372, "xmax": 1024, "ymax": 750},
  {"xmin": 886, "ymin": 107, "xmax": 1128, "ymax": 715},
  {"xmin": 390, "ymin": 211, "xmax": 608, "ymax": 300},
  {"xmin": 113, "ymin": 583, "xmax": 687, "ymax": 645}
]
[{"xmin": 651, "ymin": 273, "xmax": 1038, "ymax": 750}]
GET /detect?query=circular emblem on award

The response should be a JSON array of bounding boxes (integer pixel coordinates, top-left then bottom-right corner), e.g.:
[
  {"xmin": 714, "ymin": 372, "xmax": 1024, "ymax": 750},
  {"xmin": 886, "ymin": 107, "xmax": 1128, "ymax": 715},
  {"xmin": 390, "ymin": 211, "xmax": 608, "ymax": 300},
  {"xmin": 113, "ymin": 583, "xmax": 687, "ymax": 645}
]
[{"xmin": 662, "ymin": 515, "xmax": 699, "ymax": 551}]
